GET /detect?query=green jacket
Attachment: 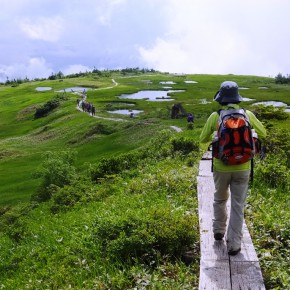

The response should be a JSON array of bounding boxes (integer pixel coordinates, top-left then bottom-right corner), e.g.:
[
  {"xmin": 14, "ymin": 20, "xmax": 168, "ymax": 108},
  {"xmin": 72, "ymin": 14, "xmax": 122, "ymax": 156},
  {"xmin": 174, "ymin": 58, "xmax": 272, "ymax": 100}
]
[{"xmin": 199, "ymin": 104, "xmax": 267, "ymax": 172}]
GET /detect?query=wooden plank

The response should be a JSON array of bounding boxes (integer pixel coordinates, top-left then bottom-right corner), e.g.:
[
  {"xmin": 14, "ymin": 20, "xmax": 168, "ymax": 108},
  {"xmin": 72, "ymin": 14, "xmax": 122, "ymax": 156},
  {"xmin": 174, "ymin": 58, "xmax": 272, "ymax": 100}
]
[
  {"xmin": 200, "ymin": 238, "xmax": 229, "ymax": 261},
  {"xmin": 199, "ymin": 160, "xmax": 213, "ymax": 177},
  {"xmin": 199, "ymin": 260, "xmax": 231, "ymax": 290},
  {"xmin": 231, "ymin": 261, "xmax": 266, "ymax": 290},
  {"xmin": 197, "ymin": 176, "xmax": 215, "ymax": 213},
  {"xmin": 201, "ymin": 151, "xmax": 213, "ymax": 160},
  {"xmin": 230, "ymin": 223, "xmax": 259, "ymax": 262},
  {"xmin": 198, "ymin": 170, "xmax": 230, "ymax": 288},
  {"xmin": 197, "ymin": 152, "xmax": 266, "ymax": 289}
]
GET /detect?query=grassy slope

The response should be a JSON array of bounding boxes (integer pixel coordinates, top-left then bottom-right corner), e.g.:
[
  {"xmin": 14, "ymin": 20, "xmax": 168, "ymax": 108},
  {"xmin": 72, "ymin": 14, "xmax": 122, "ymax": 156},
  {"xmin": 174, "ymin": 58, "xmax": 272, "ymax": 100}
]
[
  {"xmin": 2, "ymin": 72, "xmax": 288, "ymax": 205},
  {"xmin": 0, "ymin": 72, "xmax": 290, "ymax": 288}
]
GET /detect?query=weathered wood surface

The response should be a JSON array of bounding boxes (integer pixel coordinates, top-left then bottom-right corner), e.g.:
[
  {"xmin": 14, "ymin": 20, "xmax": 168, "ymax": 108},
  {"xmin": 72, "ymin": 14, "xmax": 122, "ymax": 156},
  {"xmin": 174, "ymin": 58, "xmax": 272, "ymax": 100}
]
[{"xmin": 197, "ymin": 153, "xmax": 265, "ymax": 290}]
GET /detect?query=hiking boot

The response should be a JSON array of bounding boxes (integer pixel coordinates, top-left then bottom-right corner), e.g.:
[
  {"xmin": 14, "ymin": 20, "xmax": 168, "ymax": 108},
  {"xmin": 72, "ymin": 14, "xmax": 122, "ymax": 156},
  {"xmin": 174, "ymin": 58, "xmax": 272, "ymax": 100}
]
[
  {"xmin": 214, "ymin": 233, "xmax": 224, "ymax": 240},
  {"xmin": 228, "ymin": 248, "xmax": 241, "ymax": 256}
]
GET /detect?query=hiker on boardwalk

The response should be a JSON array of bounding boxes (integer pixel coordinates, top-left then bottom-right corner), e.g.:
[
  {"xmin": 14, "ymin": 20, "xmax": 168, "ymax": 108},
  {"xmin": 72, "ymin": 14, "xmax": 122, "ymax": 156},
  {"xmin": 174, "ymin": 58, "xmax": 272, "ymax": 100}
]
[{"xmin": 199, "ymin": 81, "xmax": 266, "ymax": 256}]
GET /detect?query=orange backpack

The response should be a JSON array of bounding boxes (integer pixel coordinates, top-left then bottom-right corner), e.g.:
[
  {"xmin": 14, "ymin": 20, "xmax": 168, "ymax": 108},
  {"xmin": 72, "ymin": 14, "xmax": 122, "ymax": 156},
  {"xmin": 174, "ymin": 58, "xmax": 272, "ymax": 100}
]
[{"xmin": 212, "ymin": 108, "xmax": 260, "ymax": 165}]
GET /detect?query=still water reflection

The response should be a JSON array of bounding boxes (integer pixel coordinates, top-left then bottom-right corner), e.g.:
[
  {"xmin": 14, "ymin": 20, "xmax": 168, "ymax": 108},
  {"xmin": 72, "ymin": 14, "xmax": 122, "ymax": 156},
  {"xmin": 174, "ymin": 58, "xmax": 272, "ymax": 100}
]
[{"xmin": 118, "ymin": 90, "xmax": 184, "ymax": 101}]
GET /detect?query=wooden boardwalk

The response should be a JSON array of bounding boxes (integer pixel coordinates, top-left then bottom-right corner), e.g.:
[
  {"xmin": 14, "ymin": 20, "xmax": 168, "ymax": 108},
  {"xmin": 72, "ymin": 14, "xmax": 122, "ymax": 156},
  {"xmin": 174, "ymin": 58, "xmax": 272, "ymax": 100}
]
[{"xmin": 197, "ymin": 152, "xmax": 266, "ymax": 290}]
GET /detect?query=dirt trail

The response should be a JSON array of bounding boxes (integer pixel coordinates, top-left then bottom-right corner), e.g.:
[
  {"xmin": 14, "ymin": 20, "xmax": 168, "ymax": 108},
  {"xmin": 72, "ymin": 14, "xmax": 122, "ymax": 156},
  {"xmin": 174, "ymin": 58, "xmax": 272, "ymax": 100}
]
[
  {"xmin": 74, "ymin": 79, "xmax": 183, "ymax": 130},
  {"xmin": 74, "ymin": 79, "xmax": 127, "ymax": 122}
]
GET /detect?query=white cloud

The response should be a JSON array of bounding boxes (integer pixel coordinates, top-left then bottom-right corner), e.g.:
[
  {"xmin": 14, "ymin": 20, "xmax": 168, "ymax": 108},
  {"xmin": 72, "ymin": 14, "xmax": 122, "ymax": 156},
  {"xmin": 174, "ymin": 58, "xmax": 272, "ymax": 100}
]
[
  {"xmin": 0, "ymin": 57, "xmax": 53, "ymax": 82},
  {"xmin": 138, "ymin": 38, "xmax": 189, "ymax": 74},
  {"xmin": 26, "ymin": 57, "xmax": 53, "ymax": 78},
  {"xmin": 93, "ymin": 0, "xmax": 128, "ymax": 26},
  {"xmin": 20, "ymin": 16, "xmax": 64, "ymax": 42},
  {"xmin": 62, "ymin": 64, "xmax": 93, "ymax": 76},
  {"xmin": 138, "ymin": 0, "xmax": 290, "ymax": 76}
]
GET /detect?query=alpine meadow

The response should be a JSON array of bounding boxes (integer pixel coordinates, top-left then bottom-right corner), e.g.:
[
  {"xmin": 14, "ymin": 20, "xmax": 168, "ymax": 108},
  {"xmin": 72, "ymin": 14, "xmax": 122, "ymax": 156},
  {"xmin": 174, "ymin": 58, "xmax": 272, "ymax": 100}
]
[{"xmin": 0, "ymin": 69, "xmax": 289, "ymax": 289}]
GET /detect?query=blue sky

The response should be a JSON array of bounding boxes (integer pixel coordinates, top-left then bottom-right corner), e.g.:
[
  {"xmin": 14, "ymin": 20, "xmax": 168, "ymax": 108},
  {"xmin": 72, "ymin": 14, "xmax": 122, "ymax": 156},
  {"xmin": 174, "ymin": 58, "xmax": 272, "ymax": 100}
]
[{"xmin": 0, "ymin": 0, "xmax": 290, "ymax": 82}]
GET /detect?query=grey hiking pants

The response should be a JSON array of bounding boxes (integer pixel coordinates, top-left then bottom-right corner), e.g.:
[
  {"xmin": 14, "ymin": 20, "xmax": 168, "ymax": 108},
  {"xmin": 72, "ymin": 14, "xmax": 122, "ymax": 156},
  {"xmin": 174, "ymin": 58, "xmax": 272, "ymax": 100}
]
[{"xmin": 213, "ymin": 170, "xmax": 250, "ymax": 250}]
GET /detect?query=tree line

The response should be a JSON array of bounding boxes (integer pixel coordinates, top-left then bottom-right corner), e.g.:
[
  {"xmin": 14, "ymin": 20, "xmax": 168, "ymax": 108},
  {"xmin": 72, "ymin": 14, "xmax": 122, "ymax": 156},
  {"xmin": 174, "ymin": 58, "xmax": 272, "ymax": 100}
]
[
  {"xmin": 274, "ymin": 73, "xmax": 290, "ymax": 84},
  {"xmin": 1, "ymin": 67, "xmax": 158, "ymax": 86}
]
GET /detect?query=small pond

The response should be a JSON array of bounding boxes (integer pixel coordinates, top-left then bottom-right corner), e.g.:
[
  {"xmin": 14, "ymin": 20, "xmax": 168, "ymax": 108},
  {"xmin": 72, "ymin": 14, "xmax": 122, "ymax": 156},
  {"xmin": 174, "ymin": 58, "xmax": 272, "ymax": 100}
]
[
  {"xmin": 118, "ymin": 90, "xmax": 185, "ymax": 101},
  {"xmin": 199, "ymin": 97, "xmax": 254, "ymax": 104},
  {"xmin": 35, "ymin": 87, "xmax": 52, "ymax": 91},
  {"xmin": 251, "ymin": 101, "xmax": 290, "ymax": 113},
  {"xmin": 199, "ymin": 99, "xmax": 212, "ymax": 104},
  {"xmin": 242, "ymin": 97, "xmax": 255, "ymax": 102},
  {"xmin": 184, "ymin": 80, "xmax": 198, "ymax": 84},
  {"xmin": 252, "ymin": 101, "xmax": 288, "ymax": 107},
  {"xmin": 107, "ymin": 110, "xmax": 143, "ymax": 115},
  {"xmin": 160, "ymin": 81, "xmax": 176, "ymax": 85}
]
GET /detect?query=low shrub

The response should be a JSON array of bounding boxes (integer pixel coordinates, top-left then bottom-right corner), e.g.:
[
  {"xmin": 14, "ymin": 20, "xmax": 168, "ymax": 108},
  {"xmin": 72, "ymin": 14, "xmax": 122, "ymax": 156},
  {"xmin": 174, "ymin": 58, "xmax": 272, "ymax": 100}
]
[
  {"xmin": 94, "ymin": 205, "xmax": 198, "ymax": 264},
  {"xmin": 187, "ymin": 123, "xmax": 194, "ymax": 130},
  {"xmin": 254, "ymin": 153, "xmax": 289, "ymax": 190},
  {"xmin": 32, "ymin": 151, "xmax": 77, "ymax": 202},
  {"xmin": 90, "ymin": 151, "xmax": 140, "ymax": 181},
  {"xmin": 50, "ymin": 179, "xmax": 105, "ymax": 213},
  {"xmin": 34, "ymin": 94, "xmax": 67, "ymax": 119},
  {"xmin": 264, "ymin": 128, "xmax": 290, "ymax": 168},
  {"xmin": 171, "ymin": 136, "xmax": 199, "ymax": 155},
  {"xmin": 90, "ymin": 130, "xmax": 175, "ymax": 181},
  {"xmin": 253, "ymin": 105, "xmax": 289, "ymax": 121},
  {"xmin": 0, "ymin": 203, "xmax": 37, "ymax": 241}
]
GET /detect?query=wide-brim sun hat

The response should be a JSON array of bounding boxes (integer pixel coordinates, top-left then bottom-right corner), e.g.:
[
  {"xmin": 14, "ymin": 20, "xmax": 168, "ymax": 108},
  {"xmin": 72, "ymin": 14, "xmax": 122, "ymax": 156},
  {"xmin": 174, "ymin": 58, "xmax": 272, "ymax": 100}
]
[{"xmin": 214, "ymin": 81, "xmax": 243, "ymax": 104}]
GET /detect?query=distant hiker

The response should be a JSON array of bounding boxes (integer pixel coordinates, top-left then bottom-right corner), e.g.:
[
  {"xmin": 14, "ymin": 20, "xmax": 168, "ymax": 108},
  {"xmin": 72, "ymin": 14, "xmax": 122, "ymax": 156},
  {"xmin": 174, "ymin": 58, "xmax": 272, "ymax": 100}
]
[
  {"xmin": 171, "ymin": 104, "xmax": 179, "ymax": 119},
  {"xmin": 187, "ymin": 113, "xmax": 194, "ymax": 122},
  {"xmin": 91, "ymin": 105, "xmax": 96, "ymax": 116},
  {"xmin": 199, "ymin": 81, "xmax": 266, "ymax": 256},
  {"xmin": 81, "ymin": 101, "xmax": 86, "ymax": 111},
  {"xmin": 86, "ymin": 103, "xmax": 91, "ymax": 113}
]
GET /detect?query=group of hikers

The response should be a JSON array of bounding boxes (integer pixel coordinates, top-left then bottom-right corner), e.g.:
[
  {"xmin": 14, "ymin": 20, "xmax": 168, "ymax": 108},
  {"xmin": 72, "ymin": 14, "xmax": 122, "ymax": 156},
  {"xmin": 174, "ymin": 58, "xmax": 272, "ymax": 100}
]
[{"xmin": 77, "ymin": 98, "xmax": 96, "ymax": 116}]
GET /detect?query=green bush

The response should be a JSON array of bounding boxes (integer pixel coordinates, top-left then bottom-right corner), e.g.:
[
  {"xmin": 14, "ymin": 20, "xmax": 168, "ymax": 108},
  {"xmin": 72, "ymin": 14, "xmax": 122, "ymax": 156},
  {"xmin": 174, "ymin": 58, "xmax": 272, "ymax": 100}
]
[
  {"xmin": 171, "ymin": 136, "xmax": 199, "ymax": 155},
  {"xmin": 90, "ymin": 151, "xmax": 140, "ymax": 181},
  {"xmin": 32, "ymin": 151, "xmax": 77, "ymax": 202},
  {"xmin": 254, "ymin": 153, "xmax": 289, "ymax": 189},
  {"xmin": 252, "ymin": 105, "xmax": 289, "ymax": 121},
  {"xmin": 187, "ymin": 123, "xmax": 194, "ymax": 130},
  {"xmin": 0, "ymin": 203, "xmax": 37, "ymax": 241},
  {"xmin": 94, "ymin": 206, "xmax": 198, "ymax": 264},
  {"xmin": 264, "ymin": 128, "xmax": 290, "ymax": 168},
  {"xmin": 34, "ymin": 94, "xmax": 67, "ymax": 119},
  {"xmin": 89, "ymin": 130, "xmax": 175, "ymax": 182},
  {"xmin": 50, "ymin": 179, "xmax": 104, "ymax": 213}
]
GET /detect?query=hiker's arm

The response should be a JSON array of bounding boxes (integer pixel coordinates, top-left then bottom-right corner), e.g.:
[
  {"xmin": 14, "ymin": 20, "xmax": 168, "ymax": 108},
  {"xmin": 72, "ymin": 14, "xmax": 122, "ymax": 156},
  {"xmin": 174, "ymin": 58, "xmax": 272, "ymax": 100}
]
[
  {"xmin": 247, "ymin": 111, "xmax": 266, "ymax": 138},
  {"xmin": 199, "ymin": 113, "xmax": 218, "ymax": 143}
]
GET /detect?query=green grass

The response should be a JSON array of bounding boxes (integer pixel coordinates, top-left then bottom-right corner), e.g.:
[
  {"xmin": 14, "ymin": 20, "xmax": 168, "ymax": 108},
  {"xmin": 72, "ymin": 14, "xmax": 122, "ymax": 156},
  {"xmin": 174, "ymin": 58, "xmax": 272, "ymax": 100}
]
[{"xmin": 0, "ymin": 71, "xmax": 290, "ymax": 288}]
